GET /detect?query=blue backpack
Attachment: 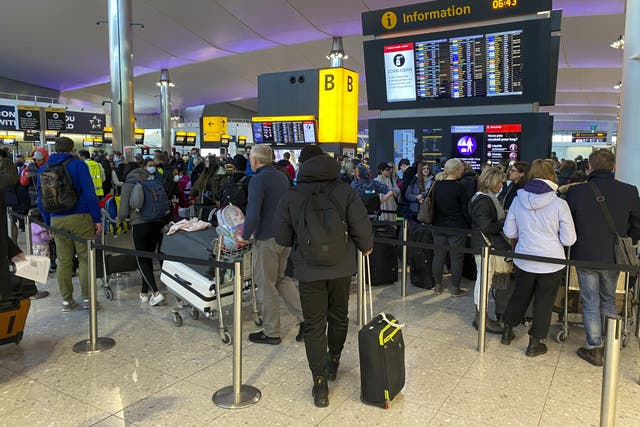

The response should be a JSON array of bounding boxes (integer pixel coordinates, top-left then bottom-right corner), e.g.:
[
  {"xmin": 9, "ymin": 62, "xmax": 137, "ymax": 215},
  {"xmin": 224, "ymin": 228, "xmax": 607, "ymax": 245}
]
[{"xmin": 130, "ymin": 178, "xmax": 170, "ymax": 222}]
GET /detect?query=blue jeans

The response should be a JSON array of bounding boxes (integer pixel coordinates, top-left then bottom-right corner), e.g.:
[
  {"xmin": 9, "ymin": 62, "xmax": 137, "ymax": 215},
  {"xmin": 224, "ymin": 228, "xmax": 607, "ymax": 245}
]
[{"xmin": 576, "ymin": 268, "xmax": 619, "ymax": 348}]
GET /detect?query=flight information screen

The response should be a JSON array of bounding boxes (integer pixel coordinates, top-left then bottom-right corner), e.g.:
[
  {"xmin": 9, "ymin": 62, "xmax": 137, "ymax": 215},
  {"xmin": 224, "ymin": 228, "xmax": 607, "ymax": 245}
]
[
  {"xmin": 363, "ymin": 19, "xmax": 553, "ymax": 109},
  {"xmin": 252, "ymin": 116, "xmax": 316, "ymax": 145}
]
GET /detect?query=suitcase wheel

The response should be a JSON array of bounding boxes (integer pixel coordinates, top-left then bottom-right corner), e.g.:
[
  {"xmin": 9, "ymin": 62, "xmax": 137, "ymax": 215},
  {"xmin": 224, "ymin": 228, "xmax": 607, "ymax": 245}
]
[
  {"xmin": 189, "ymin": 307, "xmax": 200, "ymax": 320},
  {"xmin": 172, "ymin": 313, "xmax": 183, "ymax": 327},
  {"xmin": 221, "ymin": 331, "xmax": 231, "ymax": 345},
  {"xmin": 104, "ymin": 287, "xmax": 113, "ymax": 301},
  {"xmin": 555, "ymin": 330, "xmax": 568, "ymax": 343}
]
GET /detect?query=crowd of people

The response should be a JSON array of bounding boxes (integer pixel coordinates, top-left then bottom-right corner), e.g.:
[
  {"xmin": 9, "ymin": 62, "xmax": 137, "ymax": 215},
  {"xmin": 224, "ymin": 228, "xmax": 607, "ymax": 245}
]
[{"xmin": 2, "ymin": 141, "xmax": 639, "ymax": 407}]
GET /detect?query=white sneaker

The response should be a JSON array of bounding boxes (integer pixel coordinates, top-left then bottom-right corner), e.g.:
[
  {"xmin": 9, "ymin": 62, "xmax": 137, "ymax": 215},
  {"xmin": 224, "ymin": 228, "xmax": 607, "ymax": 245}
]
[
  {"xmin": 139, "ymin": 293, "xmax": 149, "ymax": 303},
  {"xmin": 149, "ymin": 293, "xmax": 165, "ymax": 306}
]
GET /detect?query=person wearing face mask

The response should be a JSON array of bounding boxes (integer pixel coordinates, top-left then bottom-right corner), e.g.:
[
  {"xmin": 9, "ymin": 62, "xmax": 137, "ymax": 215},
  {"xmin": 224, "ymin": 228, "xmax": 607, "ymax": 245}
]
[{"xmin": 118, "ymin": 160, "xmax": 168, "ymax": 306}]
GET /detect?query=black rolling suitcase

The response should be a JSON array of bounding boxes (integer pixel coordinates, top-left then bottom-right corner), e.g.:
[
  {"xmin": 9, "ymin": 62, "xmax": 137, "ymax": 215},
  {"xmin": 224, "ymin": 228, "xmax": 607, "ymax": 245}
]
[
  {"xmin": 358, "ymin": 255, "xmax": 405, "ymax": 409},
  {"xmin": 408, "ymin": 224, "xmax": 434, "ymax": 289},
  {"xmin": 370, "ymin": 225, "xmax": 398, "ymax": 286}
]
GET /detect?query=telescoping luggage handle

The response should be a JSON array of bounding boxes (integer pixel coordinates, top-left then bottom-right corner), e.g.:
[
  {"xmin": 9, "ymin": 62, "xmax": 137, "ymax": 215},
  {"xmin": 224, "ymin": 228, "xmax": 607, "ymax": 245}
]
[{"xmin": 362, "ymin": 254, "xmax": 405, "ymax": 329}]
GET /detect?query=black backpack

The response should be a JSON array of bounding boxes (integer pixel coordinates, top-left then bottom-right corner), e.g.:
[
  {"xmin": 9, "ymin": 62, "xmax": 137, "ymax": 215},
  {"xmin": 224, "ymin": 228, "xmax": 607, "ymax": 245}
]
[
  {"xmin": 221, "ymin": 176, "xmax": 249, "ymax": 213},
  {"xmin": 360, "ymin": 181, "xmax": 381, "ymax": 216},
  {"xmin": 39, "ymin": 158, "xmax": 79, "ymax": 213},
  {"xmin": 296, "ymin": 184, "xmax": 349, "ymax": 266}
]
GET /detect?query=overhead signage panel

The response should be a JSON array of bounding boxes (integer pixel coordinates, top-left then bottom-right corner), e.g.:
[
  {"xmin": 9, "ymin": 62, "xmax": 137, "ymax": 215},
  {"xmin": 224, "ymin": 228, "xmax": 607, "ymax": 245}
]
[
  {"xmin": 65, "ymin": 111, "xmax": 105, "ymax": 134},
  {"xmin": 0, "ymin": 105, "xmax": 17, "ymax": 130},
  {"xmin": 318, "ymin": 68, "xmax": 358, "ymax": 144},
  {"xmin": 17, "ymin": 105, "xmax": 40, "ymax": 130},
  {"xmin": 45, "ymin": 107, "xmax": 66, "ymax": 131},
  {"xmin": 362, "ymin": 0, "xmax": 553, "ymax": 36},
  {"xmin": 202, "ymin": 116, "xmax": 227, "ymax": 142}
]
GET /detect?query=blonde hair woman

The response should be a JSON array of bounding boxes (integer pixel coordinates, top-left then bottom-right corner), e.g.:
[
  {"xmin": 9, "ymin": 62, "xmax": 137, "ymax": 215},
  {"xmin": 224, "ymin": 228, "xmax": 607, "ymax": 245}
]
[{"xmin": 431, "ymin": 158, "xmax": 471, "ymax": 297}]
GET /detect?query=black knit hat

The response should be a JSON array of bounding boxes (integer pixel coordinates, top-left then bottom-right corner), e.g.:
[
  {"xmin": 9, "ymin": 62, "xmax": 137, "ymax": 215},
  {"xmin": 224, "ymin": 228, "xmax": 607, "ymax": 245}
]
[
  {"xmin": 299, "ymin": 144, "xmax": 323, "ymax": 163},
  {"xmin": 232, "ymin": 154, "xmax": 247, "ymax": 171}
]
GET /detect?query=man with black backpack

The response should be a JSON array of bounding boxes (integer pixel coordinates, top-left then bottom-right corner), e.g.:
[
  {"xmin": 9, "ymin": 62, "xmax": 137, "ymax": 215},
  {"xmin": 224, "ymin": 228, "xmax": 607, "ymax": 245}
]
[
  {"xmin": 275, "ymin": 145, "xmax": 373, "ymax": 408},
  {"xmin": 351, "ymin": 163, "xmax": 393, "ymax": 219},
  {"xmin": 37, "ymin": 137, "xmax": 102, "ymax": 312},
  {"xmin": 219, "ymin": 154, "xmax": 250, "ymax": 213}
]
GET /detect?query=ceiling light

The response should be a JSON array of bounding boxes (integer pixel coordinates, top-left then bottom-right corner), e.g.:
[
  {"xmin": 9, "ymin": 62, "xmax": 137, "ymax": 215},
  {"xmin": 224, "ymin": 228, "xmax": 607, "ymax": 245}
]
[
  {"xmin": 617, "ymin": 103, "xmax": 621, "ymax": 109},
  {"xmin": 616, "ymin": 115, "xmax": 620, "ymax": 120},
  {"xmin": 327, "ymin": 37, "xmax": 348, "ymax": 67},
  {"xmin": 610, "ymin": 35, "xmax": 624, "ymax": 49},
  {"xmin": 613, "ymin": 81, "xmax": 622, "ymax": 90}
]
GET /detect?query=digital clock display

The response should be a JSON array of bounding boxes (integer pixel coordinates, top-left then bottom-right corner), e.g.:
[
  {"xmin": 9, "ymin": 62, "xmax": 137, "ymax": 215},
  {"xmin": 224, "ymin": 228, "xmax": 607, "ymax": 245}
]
[{"xmin": 492, "ymin": 0, "xmax": 518, "ymax": 9}]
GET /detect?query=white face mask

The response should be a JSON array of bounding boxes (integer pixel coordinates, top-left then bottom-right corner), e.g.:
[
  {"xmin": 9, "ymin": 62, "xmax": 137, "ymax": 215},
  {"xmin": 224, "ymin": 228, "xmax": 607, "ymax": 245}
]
[
  {"xmin": 173, "ymin": 175, "xmax": 180, "ymax": 182},
  {"xmin": 146, "ymin": 167, "xmax": 156, "ymax": 175}
]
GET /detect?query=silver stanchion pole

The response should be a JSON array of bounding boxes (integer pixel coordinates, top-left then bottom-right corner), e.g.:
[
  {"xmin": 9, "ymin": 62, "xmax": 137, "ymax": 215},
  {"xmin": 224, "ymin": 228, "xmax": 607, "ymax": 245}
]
[
  {"xmin": 600, "ymin": 315, "xmax": 622, "ymax": 427},
  {"xmin": 477, "ymin": 245, "xmax": 490, "ymax": 353},
  {"xmin": 401, "ymin": 219, "xmax": 408, "ymax": 299},
  {"xmin": 73, "ymin": 240, "xmax": 116, "ymax": 354},
  {"xmin": 357, "ymin": 250, "xmax": 364, "ymax": 327},
  {"xmin": 213, "ymin": 261, "xmax": 261, "ymax": 409},
  {"xmin": 24, "ymin": 213, "xmax": 33, "ymax": 256}
]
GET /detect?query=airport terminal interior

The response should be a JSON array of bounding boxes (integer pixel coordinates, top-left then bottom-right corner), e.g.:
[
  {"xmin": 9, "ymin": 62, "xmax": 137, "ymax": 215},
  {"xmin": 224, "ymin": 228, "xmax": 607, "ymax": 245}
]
[{"xmin": 1, "ymin": 0, "xmax": 640, "ymax": 426}]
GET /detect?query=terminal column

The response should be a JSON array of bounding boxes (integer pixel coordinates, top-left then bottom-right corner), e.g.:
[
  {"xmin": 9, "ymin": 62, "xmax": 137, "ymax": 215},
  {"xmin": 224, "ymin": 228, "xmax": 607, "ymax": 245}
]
[
  {"xmin": 158, "ymin": 69, "xmax": 173, "ymax": 153},
  {"xmin": 616, "ymin": 1, "xmax": 640, "ymax": 184},
  {"xmin": 108, "ymin": 0, "xmax": 136, "ymax": 158}
]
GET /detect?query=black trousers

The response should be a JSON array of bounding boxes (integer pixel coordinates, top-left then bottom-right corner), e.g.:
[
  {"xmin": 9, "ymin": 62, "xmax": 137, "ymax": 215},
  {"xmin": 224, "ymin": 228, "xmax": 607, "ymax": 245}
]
[
  {"xmin": 132, "ymin": 222, "xmax": 164, "ymax": 293},
  {"xmin": 432, "ymin": 231, "xmax": 467, "ymax": 291},
  {"xmin": 299, "ymin": 277, "xmax": 351, "ymax": 377},
  {"xmin": 503, "ymin": 267, "xmax": 563, "ymax": 339}
]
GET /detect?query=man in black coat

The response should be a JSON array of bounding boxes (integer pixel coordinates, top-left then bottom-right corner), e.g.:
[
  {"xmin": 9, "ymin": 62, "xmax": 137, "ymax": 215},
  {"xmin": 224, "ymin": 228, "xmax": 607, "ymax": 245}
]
[
  {"xmin": 274, "ymin": 145, "xmax": 373, "ymax": 408},
  {"xmin": 566, "ymin": 149, "xmax": 640, "ymax": 366}
]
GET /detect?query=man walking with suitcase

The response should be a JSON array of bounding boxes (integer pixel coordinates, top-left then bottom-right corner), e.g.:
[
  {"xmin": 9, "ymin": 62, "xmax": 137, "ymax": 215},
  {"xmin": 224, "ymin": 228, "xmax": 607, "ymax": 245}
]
[
  {"xmin": 241, "ymin": 144, "xmax": 304, "ymax": 345},
  {"xmin": 275, "ymin": 145, "xmax": 373, "ymax": 407},
  {"xmin": 566, "ymin": 149, "xmax": 640, "ymax": 366}
]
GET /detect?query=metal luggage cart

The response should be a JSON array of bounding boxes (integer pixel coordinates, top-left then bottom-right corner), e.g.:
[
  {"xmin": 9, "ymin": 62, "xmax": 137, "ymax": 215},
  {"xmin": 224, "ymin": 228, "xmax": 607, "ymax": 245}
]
[
  {"xmin": 98, "ymin": 208, "xmax": 139, "ymax": 300},
  {"xmin": 171, "ymin": 237, "xmax": 262, "ymax": 344},
  {"xmin": 556, "ymin": 247, "xmax": 636, "ymax": 347}
]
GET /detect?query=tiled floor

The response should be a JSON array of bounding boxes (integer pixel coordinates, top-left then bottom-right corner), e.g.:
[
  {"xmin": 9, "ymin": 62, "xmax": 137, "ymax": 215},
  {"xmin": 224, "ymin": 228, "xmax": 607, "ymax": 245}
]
[{"xmin": 1, "ymin": 267, "xmax": 639, "ymax": 426}]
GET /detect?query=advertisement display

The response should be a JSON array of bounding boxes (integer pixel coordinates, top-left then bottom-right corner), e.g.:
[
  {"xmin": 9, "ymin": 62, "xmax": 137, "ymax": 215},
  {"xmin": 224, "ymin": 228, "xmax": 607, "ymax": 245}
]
[
  {"xmin": 0, "ymin": 105, "xmax": 17, "ymax": 130},
  {"xmin": 383, "ymin": 43, "xmax": 417, "ymax": 102},
  {"xmin": 393, "ymin": 129, "xmax": 417, "ymax": 166},
  {"xmin": 65, "ymin": 111, "xmax": 105, "ymax": 134}
]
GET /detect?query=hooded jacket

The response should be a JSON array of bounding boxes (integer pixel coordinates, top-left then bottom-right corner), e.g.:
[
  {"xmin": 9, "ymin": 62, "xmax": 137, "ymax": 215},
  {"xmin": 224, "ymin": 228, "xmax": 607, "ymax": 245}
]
[
  {"xmin": 503, "ymin": 179, "xmax": 576, "ymax": 273},
  {"xmin": 36, "ymin": 152, "xmax": 101, "ymax": 226},
  {"xmin": 118, "ymin": 167, "xmax": 165, "ymax": 226},
  {"xmin": 274, "ymin": 154, "xmax": 373, "ymax": 282}
]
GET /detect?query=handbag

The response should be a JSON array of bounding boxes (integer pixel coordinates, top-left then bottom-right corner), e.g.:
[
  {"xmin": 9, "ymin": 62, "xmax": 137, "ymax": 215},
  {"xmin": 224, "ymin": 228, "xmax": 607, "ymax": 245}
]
[
  {"xmin": 417, "ymin": 182, "xmax": 435, "ymax": 224},
  {"xmin": 590, "ymin": 183, "xmax": 639, "ymax": 266}
]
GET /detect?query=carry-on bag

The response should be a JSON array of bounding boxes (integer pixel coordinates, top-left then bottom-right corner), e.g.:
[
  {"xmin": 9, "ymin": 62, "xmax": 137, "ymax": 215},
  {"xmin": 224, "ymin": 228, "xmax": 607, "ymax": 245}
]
[
  {"xmin": 408, "ymin": 224, "xmax": 434, "ymax": 289},
  {"xmin": 0, "ymin": 298, "xmax": 31, "ymax": 346},
  {"xmin": 370, "ymin": 225, "xmax": 398, "ymax": 286},
  {"xmin": 358, "ymin": 254, "xmax": 405, "ymax": 408}
]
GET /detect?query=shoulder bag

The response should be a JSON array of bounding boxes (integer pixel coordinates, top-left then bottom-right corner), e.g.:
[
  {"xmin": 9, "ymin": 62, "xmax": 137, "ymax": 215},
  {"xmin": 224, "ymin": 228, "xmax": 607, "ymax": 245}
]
[
  {"xmin": 590, "ymin": 182, "xmax": 639, "ymax": 266},
  {"xmin": 417, "ymin": 181, "xmax": 435, "ymax": 224}
]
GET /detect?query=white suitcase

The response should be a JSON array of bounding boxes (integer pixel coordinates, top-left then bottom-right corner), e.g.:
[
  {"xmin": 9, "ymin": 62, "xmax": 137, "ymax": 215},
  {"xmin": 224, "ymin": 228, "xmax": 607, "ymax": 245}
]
[{"xmin": 160, "ymin": 260, "xmax": 234, "ymax": 342}]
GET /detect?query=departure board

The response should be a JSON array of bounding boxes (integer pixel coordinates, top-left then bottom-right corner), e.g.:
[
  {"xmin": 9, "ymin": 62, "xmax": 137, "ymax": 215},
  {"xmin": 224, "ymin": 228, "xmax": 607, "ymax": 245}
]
[
  {"xmin": 361, "ymin": 18, "xmax": 555, "ymax": 109},
  {"xmin": 252, "ymin": 116, "xmax": 317, "ymax": 145}
]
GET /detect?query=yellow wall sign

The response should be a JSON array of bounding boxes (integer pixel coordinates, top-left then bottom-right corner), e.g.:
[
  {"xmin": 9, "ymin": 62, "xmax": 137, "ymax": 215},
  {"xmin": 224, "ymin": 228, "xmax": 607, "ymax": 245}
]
[
  {"xmin": 318, "ymin": 68, "xmax": 358, "ymax": 144},
  {"xmin": 202, "ymin": 116, "xmax": 227, "ymax": 142}
]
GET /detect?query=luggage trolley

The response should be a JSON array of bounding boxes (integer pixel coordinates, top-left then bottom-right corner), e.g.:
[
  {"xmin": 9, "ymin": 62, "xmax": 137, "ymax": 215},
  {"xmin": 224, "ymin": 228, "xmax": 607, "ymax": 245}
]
[
  {"xmin": 161, "ymin": 233, "xmax": 261, "ymax": 345},
  {"xmin": 98, "ymin": 204, "xmax": 139, "ymax": 300},
  {"xmin": 555, "ymin": 247, "xmax": 636, "ymax": 347}
]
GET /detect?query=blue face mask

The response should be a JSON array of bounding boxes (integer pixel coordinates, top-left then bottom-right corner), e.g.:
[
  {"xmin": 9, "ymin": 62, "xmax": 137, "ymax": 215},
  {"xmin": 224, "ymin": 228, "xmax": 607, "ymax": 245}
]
[{"xmin": 146, "ymin": 167, "xmax": 156, "ymax": 175}]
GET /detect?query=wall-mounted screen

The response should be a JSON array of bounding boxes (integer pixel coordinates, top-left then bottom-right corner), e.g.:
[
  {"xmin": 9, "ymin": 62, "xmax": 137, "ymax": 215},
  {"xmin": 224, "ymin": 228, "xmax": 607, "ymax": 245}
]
[
  {"xmin": 364, "ymin": 18, "xmax": 555, "ymax": 110},
  {"xmin": 368, "ymin": 113, "xmax": 551, "ymax": 173},
  {"xmin": 251, "ymin": 116, "xmax": 317, "ymax": 145},
  {"xmin": 2, "ymin": 138, "xmax": 16, "ymax": 146}
]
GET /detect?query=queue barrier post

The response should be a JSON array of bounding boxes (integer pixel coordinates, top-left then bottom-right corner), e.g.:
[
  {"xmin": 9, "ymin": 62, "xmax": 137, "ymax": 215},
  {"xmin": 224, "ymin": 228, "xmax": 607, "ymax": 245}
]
[
  {"xmin": 73, "ymin": 240, "xmax": 116, "ymax": 354},
  {"xmin": 24, "ymin": 212, "xmax": 33, "ymax": 256},
  {"xmin": 477, "ymin": 245, "xmax": 490, "ymax": 353},
  {"xmin": 357, "ymin": 250, "xmax": 363, "ymax": 326},
  {"xmin": 213, "ymin": 261, "xmax": 261, "ymax": 409},
  {"xmin": 600, "ymin": 315, "xmax": 622, "ymax": 427},
  {"xmin": 401, "ymin": 219, "xmax": 408, "ymax": 299}
]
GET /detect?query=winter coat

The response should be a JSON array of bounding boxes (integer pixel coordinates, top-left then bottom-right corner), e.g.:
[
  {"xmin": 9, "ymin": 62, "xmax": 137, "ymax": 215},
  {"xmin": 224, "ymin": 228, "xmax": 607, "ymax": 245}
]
[
  {"xmin": 566, "ymin": 171, "xmax": 640, "ymax": 264},
  {"xmin": 459, "ymin": 171, "xmax": 478, "ymax": 199},
  {"xmin": 503, "ymin": 179, "xmax": 576, "ymax": 273},
  {"xmin": 374, "ymin": 174, "xmax": 400, "ymax": 220},
  {"xmin": 118, "ymin": 168, "xmax": 166, "ymax": 226},
  {"xmin": 274, "ymin": 154, "xmax": 374, "ymax": 282},
  {"xmin": 36, "ymin": 153, "xmax": 101, "ymax": 226},
  {"xmin": 432, "ymin": 180, "xmax": 471, "ymax": 229},
  {"xmin": 499, "ymin": 180, "xmax": 524, "ymax": 211},
  {"xmin": 469, "ymin": 193, "xmax": 510, "ymax": 250},
  {"xmin": 242, "ymin": 164, "xmax": 291, "ymax": 241}
]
